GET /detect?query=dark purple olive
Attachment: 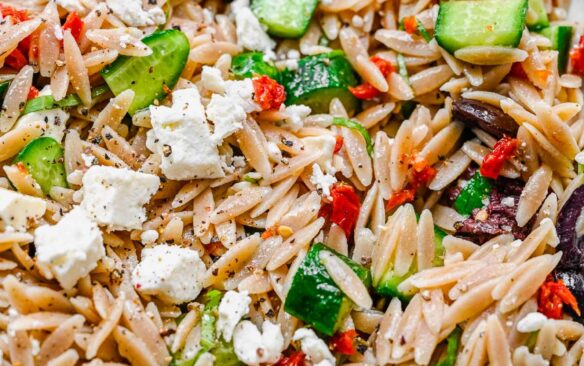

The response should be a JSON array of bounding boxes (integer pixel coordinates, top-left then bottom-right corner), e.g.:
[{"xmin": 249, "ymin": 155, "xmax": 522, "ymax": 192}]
[
  {"xmin": 556, "ymin": 185, "xmax": 584, "ymax": 271},
  {"xmin": 554, "ymin": 270, "xmax": 584, "ymax": 323},
  {"xmin": 452, "ymin": 99, "xmax": 519, "ymax": 139}
]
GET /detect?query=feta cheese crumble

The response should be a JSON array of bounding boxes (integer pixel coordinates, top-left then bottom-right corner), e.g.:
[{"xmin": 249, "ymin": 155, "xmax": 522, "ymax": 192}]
[
  {"xmin": 231, "ymin": 0, "xmax": 276, "ymax": 59},
  {"xmin": 281, "ymin": 105, "xmax": 311, "ymax": 132},
  {"xmin": 140, "ymin": 230, "xmax": 159, "ymax": 245},
  {"xmin": 206, "ymin": 94, "xmax": 246, "ymax": 145},
  {"xmin": 81, "ymin": 166, "xmax": 160, "ymax": 230},
  {"xmin": 233, "ymin": 320, "xmax": 284, "ymax": 365},
  {"xmin": 501, "ymin": 197, "xmax": 515, "ymax": 207},
  {"xmin": 106, "ymin": 0, "xmax": 166, "ymax": 27},
  {"xmin": 131, "ymin": 244, "xmax": 206, "ymax": 304},
  {"xmin": 517, "ymin": 312, "xmax": 548, "ymax": 333},
  {"xmin": 216, "ymin": 290, "xmax": 252, "ymax": 341},
  {"xmin": 201, "ymin": 66, "xmax": 226, "ymax": 94},
  {"xmin": 224, "ymin": 79, "xmax": 261, "ymax": 113},
  {"xmin": 310, "ymin": 164, "xmax": 337, "ymax": 200},
  {"xmin": 147, "ymin": 88, "xmax": 225, "ymax": 180},
  {"xmin": 0, "ymin": 188, "xmax": 46, "ymax": 231},
  {"xmin": 293, "ymin": 328, "xmax": 336, "ymax": 366},
  {"xmin": 35, "ymin": 207, "xmax": 105, "ymax": 290},
  {"xmin": 303, "ymin": 135, "xmax": 337, "ymax": 174}
]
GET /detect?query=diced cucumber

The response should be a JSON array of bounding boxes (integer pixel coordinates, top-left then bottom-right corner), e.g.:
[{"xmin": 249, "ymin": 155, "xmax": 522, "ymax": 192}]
[
  {"xmin": 433, "ymin": 226, "xmax": 446, "ymax": 267},
  {"xmin": 23, "ymin": 85, "xmax": 111, "ymax": 115},
  {"xmin": 14, "ymin": 137, "xmax": 67, "ymax": 195},
  {"xmin": 435, "ymin": 0, "xmax": 528, "ymax": 54},
  {"xmin": 101, "ymin": 29, "xmax": 190, "ymax": 115},
  {"xmin": 231, "ymin": 52, "xmax": 280, "ymax": 81},
  {"xmin": 526, "ymin": 0, "xmax": 549, "ymax": 31},
  {"xmin": 541, "ymin": 25, "xmax": 574, "ymax": 73},
  {"xmin": 211, "ymin": 340, "xmax": 243, "ymax": 366},
  {"xmin": 0, "ymin": 81, "xmax": 9, "ymax": 103},
  {"xmin": 453, "ymin": 172, "xmax": 493, "ymax": 216},
  {"xmin": 281, "ymin": 51, "xmax": 359, "ymax": 115},
  {"xmin": 284, "ymin": 243, "xmax": 371, "ymax": 336},
  {"xmin": 23, "ymin": 96, "xmax": 56, "ymax": 115},
  {"xmin": 251, "ymin": 0, "xmax": 318, "ymax": 39}
]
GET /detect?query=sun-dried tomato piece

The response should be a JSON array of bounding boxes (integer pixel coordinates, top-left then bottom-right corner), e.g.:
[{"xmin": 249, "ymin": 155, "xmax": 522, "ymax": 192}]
[
  {"xmin": 253, "ymin": 75, "xmax": 286, "ymax": 111},
  {"xmin": 538, "ymin": 275, "xmax": 581, "ymax": 319}
]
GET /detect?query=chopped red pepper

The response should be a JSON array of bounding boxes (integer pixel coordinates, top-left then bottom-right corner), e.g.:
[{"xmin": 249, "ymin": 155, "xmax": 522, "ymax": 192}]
[
  {"xmin": 480, "ymin": 136, "xmax": 519, "ymax": 179},
  {"xmin": 253, "ymin": 75, "xmax": 286, "ymax": 111},
  {"xmin": 62, "ymin": 12, "xmax": 84, "ymax": 43},
  {"xmin": 334, "ymin": 135, "xmax": 344, "ymax": 154},
  {"xmin": 386, "ymin": 158, "xmax": 436, "ymax": 211},
  {"xmin": 349, "ymin": 56, "xmax": 393, "ymax": 100},
  {"xmin": 272, "ymin": 351, "xmax": 306, "ymax": 366},
  {"xmin": 330, "ymin": 329, "xmax": 358, "ymax": 355},
  {"xmin": 27, "ymin": 86, "xmax": 39, "ymax": 100},
  {"xmin": 23, "ymin": 30, "xmax": 40, "ymax": 62},
  {"xmin": 509, "ymin": 62, "xmax": 528, "ymax": 79},
  {"xmin": 320, "ymin": 184, "xmax": 361, "ymax": 237},
  {"xmin": 402, "ymin": 16, "xmax": 417, "ymax": 34},
  {"xmin": 538, "ymin": 275, "xmax": 581, "ymax": 320},
  {"xmin": 261, "ymin": 225, "xmax": 278, "ymax": 239},
  {"xmin": 5, "ymin": 48, "xmax": 28, "ymax": 71},
  {"xmin": 570, "ymin": 36, "xmax": 584, "ymax": 77},
  {"xmin": 0, "ymin": 4, "xmax": 28, "ymax": 23},
  {"xmin": 386, "ymin": 186, "xmax": 416, "ymax": 212}
]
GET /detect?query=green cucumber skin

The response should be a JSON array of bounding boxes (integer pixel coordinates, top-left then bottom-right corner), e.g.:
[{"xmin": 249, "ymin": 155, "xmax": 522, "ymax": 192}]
[
  {"xmin": 284, "ymin": 243, "xmax": 371, "ymax": 336},
  {"xmin": 231, "ymin": 52, "xmax": 280, "ymax": 81},
  {"xmin": 14, "ymin": 137, "xmax": 68, "ymax": 195},
  {"xmin": 251, "ymin": 0, "xmax": 318, "ymax": 38},
  {"xmin": 282, "ymin": 52, "xmax": 359, "ymax": 115},
  {"xmin": 453, "ymin": 172, "xmax": 493, "ymax": 216},
  {"xmin": 23, "ymin": 85, "xmax": 111, "ymax": 115},
  {"xmin": 0, "ymin": 81, "xmax": 9, "ymax": 103},
  {"xmin": 541, "ymin": 25, "xmax": 574, "ymax": 73},
  {"xmin": 101, "ymin": 29, "xmax": 190, "ymax": 115},
  {"xmin": 435, "ymin": 0, "xmax": 528, "ymax": 54},
  {"xmin": 526, "ymin": 0, "xmax": 549, "ymax": 31}
]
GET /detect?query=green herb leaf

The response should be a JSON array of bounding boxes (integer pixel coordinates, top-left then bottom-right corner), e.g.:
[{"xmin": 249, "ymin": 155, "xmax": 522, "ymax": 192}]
[
  {"xmin": 416, "ymin": 18, "xmax": 432, "ymax": 42},
  {"xmin": 397, "ymin": 54, "xmax": 409, "ymax": 84},
  {"xmin": 435, "ymin": 327, "xmax": 461, "ymax": 366}
]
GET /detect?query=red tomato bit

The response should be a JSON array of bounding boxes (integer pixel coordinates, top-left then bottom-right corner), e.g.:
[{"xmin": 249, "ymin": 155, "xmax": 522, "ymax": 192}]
[
  {"xmin": 0, "ymin": 4, "xmax": 28, "ymax": 23},
  {"xmin": 27, "ymin": 86, "xmax": 39, "ymax": 100},
  {"xmin": 386, "ymin": 186, "xmax": 416, "ymax": 212},
  {"xmin": 319, "ymin": 184, "xmax": 361, "ymax": 237},
  {"xmin": 253, "ymin": 75, "xmax": 286, "ymax": 111},
  {"xmin": 333, "ymin": 135, "xmax": 344, "ymax": 154},
  {"xmin": 538, "ymin": 275, "xmax": 581, "ymax": 320},
  {"xmin": 62, "ymin": 12, "xmax": 85, "ymax": 43},
  {"xmin": 479, "ymin": 136, "xmax": 519, "ymax": 179},
  {"xmin": 509, "ymin": 62, "xmax": 528, "ymax": 79},
  {"xmin": 402, "ymin": 16, "xmax": 417, "ymax": 34},
  {"xmin": 571, "ymin": 36, "xmax": 584, "ymax": 77},
  {"xmin": 349, "ymin": 56, "xmax": 393, "ymax": 101},
  {"xmin": 5, "ymin": 48, "xmax": 28, "ymax": 71},
  {"xmin": 272, "ymin": 351, "xmax": 306, "ymax": 366},
  {"xmin": 386, "ymin": 158, "xmax": 436, "ymax": 211},
  {"xmin": 330, "ymin": 329, "xmax": 358, "ymax": 355}
]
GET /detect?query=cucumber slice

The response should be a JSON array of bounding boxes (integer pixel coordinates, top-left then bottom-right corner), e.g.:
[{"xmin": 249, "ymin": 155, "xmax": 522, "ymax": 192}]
[
  {"xmin": 23, "ymin": 96, "xmax": 56, "ymax": 115},
  {"xmin": 526, "ymin": 0, "xmax": 549, "ymax": 31},
  {"xmin": 14, "ymin": 137, "xmax": 67, "ymax": 195},
  {"xmin": 231, "ymin": 52, "xmax": 280, "ymax": 81},
  {"xmin": 251, "ymin": 0, "xmax": 318, "ymax": 39},
  {"xmin": 453, "ymin": 172, "xmax": 493, "ymax": 216},
  {"xmin": 541, "ymin": 25, "xmax": 574, "ymax": 73},
  {"xmin": 435, "ymin": 0, "xmax": 528, "ymax": 54},
  {"xmin": 281, "ymin": 51, "xmax": 359, "ymax": 115},
  {"xmin": 284, "ymin": 243, "xmax": 371, "ymax": 336},
  {"xmin": 101, "ymin": 29, "xmax": 190, "ymax": 115}
]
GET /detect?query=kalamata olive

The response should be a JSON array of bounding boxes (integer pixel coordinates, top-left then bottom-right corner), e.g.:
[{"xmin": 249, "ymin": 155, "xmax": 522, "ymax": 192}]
[
  {"xmin": 554, "ymin": 270, "xmax": 584, "ymax": 323},
  {"xmin": 556, "ymin": 185, "xmax": 584, "ymax": 271},
  {"xmin": 452, "ymin": 98, "xmax": 519, "ymax": 138}
]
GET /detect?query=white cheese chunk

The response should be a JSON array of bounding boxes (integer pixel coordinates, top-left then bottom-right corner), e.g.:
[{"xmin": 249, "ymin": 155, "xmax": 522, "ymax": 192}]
[
  {"xmin": 310, "ymin": 164, "xmax": 337, "ymax": 200},
  {"xmin": 231, "ymin": 0, "xmax": 276, "ymax": 59},
  {"xmin": 16, "ymin": 109, "xmax": 70, "ymax": 143},
  {"xmin": 0, "ymin": 188, "xmax": 46, "ymax": 231},
  {"xmin": 206, "ymin": 94, "xmax": 246, "ymax": 145},
  {"xmin": 201, "ymin": 66, "xmax": 225, "ymax": 94},
  {"xmin": 281, "ymin": 104, "xmax": 311, "ymax": 132},
  {"xmin": 224, "ymin": 79, "xmax": 261, "ymax": 113},
  {"xmin": 233, "ymin": 320, "xmax": 284, "ymax": 365},
  {"xmin": 81, "ymin": 166, "xmax": 160, "ymax": 230},
  {"xmin": 131, "ymin": 244, "xmax": 206, "ymax": 304},
  {"xmin": 293, "ymin": 328, "xmax": 336, "ymax": 366},
  {"xmin": 216, "ymin": 290, "xmax": 251, "ymax": 341},
  {"xmin": 35, "ymin": 207, "xmax": 105, "ymax": 290},
  {"xmin": 140, "ymin": 230, "xmax": 159, "ymax": 245},
  {"xmin": 303, "ymin": 135, "xmax": 337, "ymax": 174},
  {"xmin": 106, "ymin": 0, "xmax": 165, "ymax": 27},
  {"xmin": 517, "ymin": 312, "xmax": 548, "ymax": 333},
  {"xmin": 146, "ymin": 88, "xmax": 225, "ymax": 180}
]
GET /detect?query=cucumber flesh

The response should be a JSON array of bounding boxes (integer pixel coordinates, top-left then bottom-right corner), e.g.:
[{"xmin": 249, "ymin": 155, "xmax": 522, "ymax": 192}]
[
  {"xmin": 231, "ymin": 52, "xmax": 280, "ymax": 81},
  {"xmin": 541, "ymin": 25, "xmax": 574, "ymax": 73},
  {"xmin": 101, "ymin": 29, "xmax": 190, "ymax": 115},
  {"xmin": 251, "ymin": 0, "xmax": 318, "ymax": 39},
  {"xmin": 435, "ymin": 0, "xmax": 528, "ymax": 54},
  {"xmin": 282, "ymin": 51, "xmax": 359, "ymax": 115},
  {"xmin": 527, "ymin": 0, "xmax": 549, "ymax": 31},
  {"xmin": 453, "ymin": 172, "xmax": 493, "ymax": 216},
  {"xmin": 284, "ymin": 243, "xmax": 371, "ymax": 336},
  {"xmin": 14, "ymin": 137, "xmax": 68, "ymax": 195}
]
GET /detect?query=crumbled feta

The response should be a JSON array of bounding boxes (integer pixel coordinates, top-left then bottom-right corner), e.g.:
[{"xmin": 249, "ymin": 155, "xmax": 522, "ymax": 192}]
[
  {"xmin": 140, "ymin": 230, "xmax": 159, "ymax": 245},
  {"xmin": 231, "ymin": 0, "xmax": 276, "ymax": 59},
  {"xmin": 16, "ymin": 109, "xmax": 70, "ymax": 143},
  {"xmin": 501, "ymin": 197, "xmax": 515, "ymax": 207},
  {"xmin": 0, "ymin": 188, "xmax": 46, "ymax": 231},
  {"xmin": 146, "ymin": 88, "xmax": 225, "ymax": 180},
  {"xmin": 35, "ymin": 207, "xmax": 105, "ymax": 290},
  {"xmin": 81, "ymin": 153, "xmax": 97, "ymax": 168},
  {"xmin": 81, "ymin": 166, "xmax": 160, "ymax": 230},
  {"xmin": 517, "ymin": 312, "xmax": 547, "ymax": 333},
  {"xmin": 106, "ymin": 0, "xmax": 166, "ymax": 27},
  {"xmin": 56, "ymin": 0, "xmax": 85, "ymax": 13},
  {"xmin": 131, "ymin": 244, "xmax": 206, "ymax": 304},
  {"xmin": 224, "ymin": 79, "xmax": 261, "ymax": 113},
  {"xmin": 281, "ymin": 105, "xmax": 311, "ymax": 132},
  {"xmin": 293, "ymin": 328, "xmax": 335, "ymax": 366},
  {"xmin": 233, "ymin": 320, "xmax": 284, "ymax": 365},
  {"xmin": 310, "ymin": 164, "xmax": 337, "ymax": 200},
  {"xmin": 303, "ymin": 135, "xmax": 337, "ymax": 174},
  {"xmin": 206, "ymin": 94, "xmax": 246, "ymax": 145},
  {"xmin": 201, "ymin": 66, "xmax": 225, "ymax": 94},
  {"xmin": 217, "ymin": 290, "xmax": 252, "ymax": 341}
]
